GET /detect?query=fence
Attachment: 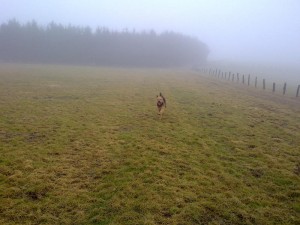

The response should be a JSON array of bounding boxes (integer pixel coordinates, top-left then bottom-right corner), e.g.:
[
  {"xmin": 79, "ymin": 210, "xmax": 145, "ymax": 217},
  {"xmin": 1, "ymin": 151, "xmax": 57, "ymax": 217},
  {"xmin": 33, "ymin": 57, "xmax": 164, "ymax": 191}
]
[{"xmin": 197, "ymin": 68, "xmax": 300, "ymax": 98}]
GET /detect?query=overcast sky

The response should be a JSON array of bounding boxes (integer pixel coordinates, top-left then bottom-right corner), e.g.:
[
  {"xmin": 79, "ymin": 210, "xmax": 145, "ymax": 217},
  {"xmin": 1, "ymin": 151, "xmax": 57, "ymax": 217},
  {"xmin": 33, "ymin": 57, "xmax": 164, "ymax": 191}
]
[{"xmin": 1, "ymin": 0, "xmax": 299, "ymax": 66}]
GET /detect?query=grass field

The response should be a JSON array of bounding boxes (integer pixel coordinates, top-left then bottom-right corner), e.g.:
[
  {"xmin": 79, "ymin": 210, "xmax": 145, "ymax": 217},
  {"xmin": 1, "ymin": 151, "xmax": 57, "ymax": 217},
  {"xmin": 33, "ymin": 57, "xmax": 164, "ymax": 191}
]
[{"xmin": 0, "ymin": 64, "xmax": 300, "ymax": 225}]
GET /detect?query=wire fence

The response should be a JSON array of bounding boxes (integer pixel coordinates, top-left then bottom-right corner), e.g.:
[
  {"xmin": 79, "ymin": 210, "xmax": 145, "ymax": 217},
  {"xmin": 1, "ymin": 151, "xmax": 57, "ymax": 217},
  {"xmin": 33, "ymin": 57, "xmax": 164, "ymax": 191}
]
[{"xmin": 197, "ymin": 68, "xmax": 300, "ymax": 98}]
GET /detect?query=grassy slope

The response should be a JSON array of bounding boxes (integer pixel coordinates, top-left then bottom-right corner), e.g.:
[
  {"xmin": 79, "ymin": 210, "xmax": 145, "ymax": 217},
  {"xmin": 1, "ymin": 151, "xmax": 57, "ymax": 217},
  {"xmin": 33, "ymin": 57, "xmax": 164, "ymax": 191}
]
[{"xmin": 0, "ymin": 64, "xmax": 299, "ymax": 225}]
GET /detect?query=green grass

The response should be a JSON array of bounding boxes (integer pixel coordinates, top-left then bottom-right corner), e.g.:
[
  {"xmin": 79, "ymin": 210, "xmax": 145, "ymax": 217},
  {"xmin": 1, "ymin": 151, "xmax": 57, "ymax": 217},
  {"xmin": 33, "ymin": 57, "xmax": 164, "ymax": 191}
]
[{"xmin": 0, "ymin": 63, "xmax": 299, "ymax": 225}]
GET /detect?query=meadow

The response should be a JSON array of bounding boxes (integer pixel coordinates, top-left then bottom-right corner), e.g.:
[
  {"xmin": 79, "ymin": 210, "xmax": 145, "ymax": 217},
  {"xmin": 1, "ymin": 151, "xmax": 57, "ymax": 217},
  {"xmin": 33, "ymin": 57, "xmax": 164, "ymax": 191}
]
[{"xmin": 0, "ymin": 64, "xmax": 299, "ymax": 225}]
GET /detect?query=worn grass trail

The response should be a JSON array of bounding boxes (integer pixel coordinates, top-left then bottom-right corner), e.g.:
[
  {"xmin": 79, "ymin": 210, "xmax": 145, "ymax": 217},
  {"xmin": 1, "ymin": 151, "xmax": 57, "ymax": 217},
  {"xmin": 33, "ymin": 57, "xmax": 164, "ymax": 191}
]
[{"xmin": 0, "ymin": 64, "xmax": 299, "ymax": 225}]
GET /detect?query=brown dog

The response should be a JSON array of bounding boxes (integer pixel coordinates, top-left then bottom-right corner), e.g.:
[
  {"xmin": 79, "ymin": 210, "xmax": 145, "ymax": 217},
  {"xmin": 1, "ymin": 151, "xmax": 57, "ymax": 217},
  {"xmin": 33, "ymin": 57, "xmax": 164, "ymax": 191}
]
[{"xmin": 156, "ymin": 92, "xmax": 166, "ymax": 119}]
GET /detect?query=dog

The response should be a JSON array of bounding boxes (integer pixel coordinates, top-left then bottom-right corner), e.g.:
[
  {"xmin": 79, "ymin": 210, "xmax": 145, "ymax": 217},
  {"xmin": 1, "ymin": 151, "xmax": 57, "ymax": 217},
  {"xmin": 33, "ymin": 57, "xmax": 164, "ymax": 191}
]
[{"xmin": 156, "ymin": 92, "xmax": 166, "ymax": 119}]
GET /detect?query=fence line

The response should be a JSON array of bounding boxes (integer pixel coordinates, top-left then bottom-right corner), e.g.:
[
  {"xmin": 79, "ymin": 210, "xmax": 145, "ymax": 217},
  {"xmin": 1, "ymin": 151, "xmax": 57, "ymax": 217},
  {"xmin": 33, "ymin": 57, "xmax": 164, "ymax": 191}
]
[{"xmin": 198, "ymin": 67, "xmax": 300, "ymax": 97}]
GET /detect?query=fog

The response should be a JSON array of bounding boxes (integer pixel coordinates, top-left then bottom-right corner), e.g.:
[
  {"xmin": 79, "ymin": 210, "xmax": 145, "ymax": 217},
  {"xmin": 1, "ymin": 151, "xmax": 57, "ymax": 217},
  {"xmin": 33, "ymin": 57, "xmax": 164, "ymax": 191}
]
[{"xmin": 1, "ymin": 1, "xmax": 300, "ymax": 72}]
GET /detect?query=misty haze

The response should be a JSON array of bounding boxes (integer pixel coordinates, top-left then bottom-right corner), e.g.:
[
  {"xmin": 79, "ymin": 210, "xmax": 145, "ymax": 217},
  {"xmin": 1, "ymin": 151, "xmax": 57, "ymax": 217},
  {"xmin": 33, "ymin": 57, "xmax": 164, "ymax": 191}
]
[
  {"xmin": 0, "ymin": 1, "xmax": 299, "ymax": 225},
  {"xmin": 0, "ymin": 19, "xmax": 209, "ymax": 67},
  {"xmin": 0, "ymin": 1, "xmax": 299, "ymax": 82}
]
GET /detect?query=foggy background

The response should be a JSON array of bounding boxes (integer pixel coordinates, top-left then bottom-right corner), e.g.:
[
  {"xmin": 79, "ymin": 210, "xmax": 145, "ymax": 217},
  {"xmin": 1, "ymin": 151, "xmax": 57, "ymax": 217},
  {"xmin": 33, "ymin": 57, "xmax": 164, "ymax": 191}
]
[
  {"xmin": 0, "ymin": 20, "xmax": 209, "ymax": 67},
  {"xmin": 0, "ymin": 0, "xmax": 299, "ymax": 82}
]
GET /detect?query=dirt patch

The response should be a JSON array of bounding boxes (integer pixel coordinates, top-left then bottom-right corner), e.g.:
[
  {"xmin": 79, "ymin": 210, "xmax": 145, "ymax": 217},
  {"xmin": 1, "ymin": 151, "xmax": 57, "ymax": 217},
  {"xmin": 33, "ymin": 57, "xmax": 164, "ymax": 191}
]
[
  {"xmin": 250, "ymin": 168, "xmax": 264, "ymax": 178},
  {"xmin": 26, "ymin": 132, "xmax": 47, "ymax": 142},
  {"xmin": 294, "ymin": 162, "xmax": 300, "ymax": 176}
]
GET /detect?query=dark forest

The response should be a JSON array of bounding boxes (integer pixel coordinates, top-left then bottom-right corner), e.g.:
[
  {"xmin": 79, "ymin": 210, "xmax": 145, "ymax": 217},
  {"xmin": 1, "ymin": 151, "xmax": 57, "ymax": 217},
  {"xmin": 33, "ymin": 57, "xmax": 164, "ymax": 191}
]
[{"xmin": 0, "ymin": 19, "xmax": 209, "ymax": 67}]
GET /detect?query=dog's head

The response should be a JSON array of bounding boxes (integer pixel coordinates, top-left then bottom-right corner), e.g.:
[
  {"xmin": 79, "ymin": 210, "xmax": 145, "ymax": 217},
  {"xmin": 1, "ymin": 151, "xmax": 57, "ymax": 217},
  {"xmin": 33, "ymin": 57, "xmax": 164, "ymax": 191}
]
[{"xmin": 157, "ymin": 94, "xmax": 164, "ymax": 107}]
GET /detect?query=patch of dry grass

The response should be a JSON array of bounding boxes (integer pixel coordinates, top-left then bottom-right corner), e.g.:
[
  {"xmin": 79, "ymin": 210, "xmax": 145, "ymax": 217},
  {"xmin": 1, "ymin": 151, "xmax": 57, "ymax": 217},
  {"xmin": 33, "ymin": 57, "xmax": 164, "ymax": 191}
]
[{"xmin": 0, "ymin": 64, "xmax": 299, "ymax": 224}]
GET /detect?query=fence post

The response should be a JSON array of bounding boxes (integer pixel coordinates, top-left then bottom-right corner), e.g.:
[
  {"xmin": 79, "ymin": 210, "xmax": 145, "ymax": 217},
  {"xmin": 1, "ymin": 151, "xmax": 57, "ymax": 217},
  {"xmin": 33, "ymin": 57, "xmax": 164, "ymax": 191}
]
[
  {"xmin": 255, "ymin": 77, "xmax": 257, "ymax": 88},
  {"xmin": 263, "ymin": 79, "xmax": 266, "ymax": 90},
  {"xmin": 237, "ymin": 73, "xmax": 239, "ymax": 82},
  {"xmin": 273, "ymin": 82, "xmax": 276, "ymax": 93},
  {"xmin": 248, "ymin": 74, "xmax": 250, "ymax": 86},
  {"xmin": 283, "ymin": 82, "xmax": 287, "ymax": 95},
  {"xmin": 296, "ymin": 85, "xmax": 300, "ymax": 97},
  {"xmin": 242, "ymin": 74, "xmax": 245, "ymax": 84}
]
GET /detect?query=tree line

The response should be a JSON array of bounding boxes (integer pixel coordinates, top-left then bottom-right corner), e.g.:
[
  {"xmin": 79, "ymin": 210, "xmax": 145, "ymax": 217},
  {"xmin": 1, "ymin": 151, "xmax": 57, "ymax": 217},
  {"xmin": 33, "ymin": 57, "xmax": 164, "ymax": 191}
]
[{"xmin": 0, "ymin": 19, "xmax": 209, "ymax": 67}]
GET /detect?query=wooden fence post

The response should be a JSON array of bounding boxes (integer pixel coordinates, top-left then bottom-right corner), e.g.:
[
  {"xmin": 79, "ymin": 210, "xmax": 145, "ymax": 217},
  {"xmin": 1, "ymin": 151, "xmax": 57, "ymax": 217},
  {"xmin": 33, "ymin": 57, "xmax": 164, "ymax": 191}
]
[
  {"xmin": 242, "ymin": 74, "xmax": 245, "ymax": 84},
  {"xmin": 296, "ymin": 85, "xmax": 300, "ymax": 97},
  {"xmin": 237, "ymin": 73, "xmax": 239, "ymax": 82},
  {"xmin": 248, "ymin": 74, "xmax": 250, "ymax": 86},
  {"xmin": 283, "ymin": 82, "xmax": 287, "ymax": 95},
  {"xmin": 273, "ymin": 82, "xmax": 276, "ymax": 93},
  {"xmin": 255, "ymin": 77, "xmax": 257, "ymax": 88},
  {"xmin": 263, "ymin": 79, "xmax": 266, "ymax": 90}
]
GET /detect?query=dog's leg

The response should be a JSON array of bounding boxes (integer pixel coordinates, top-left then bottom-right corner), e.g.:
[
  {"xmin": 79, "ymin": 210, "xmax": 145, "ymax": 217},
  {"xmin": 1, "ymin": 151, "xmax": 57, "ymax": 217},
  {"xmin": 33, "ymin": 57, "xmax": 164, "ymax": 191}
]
[{"xmin": 160, "ymin": 107, "xmax": 164, "ymax": 120}]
